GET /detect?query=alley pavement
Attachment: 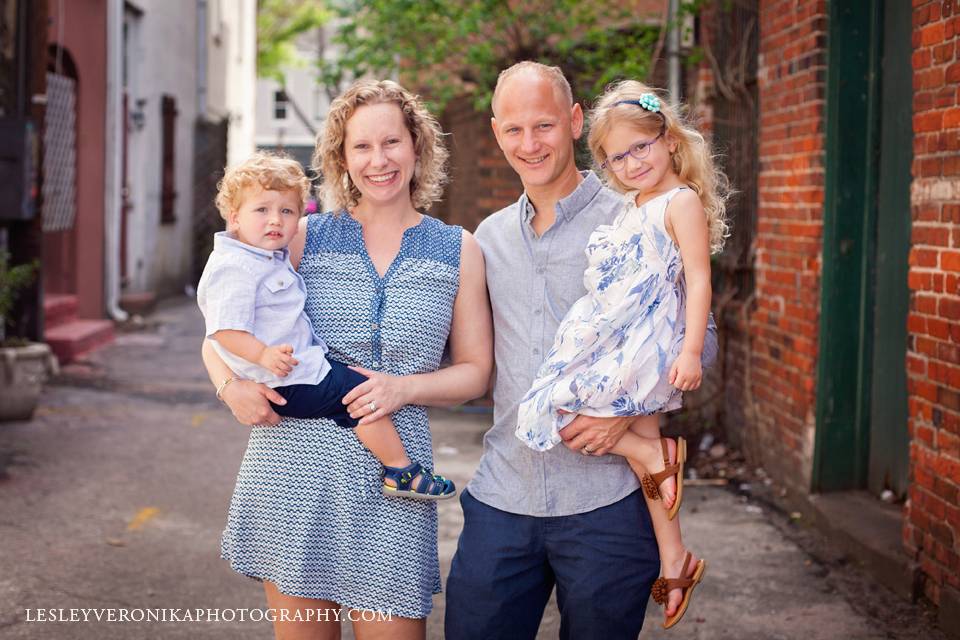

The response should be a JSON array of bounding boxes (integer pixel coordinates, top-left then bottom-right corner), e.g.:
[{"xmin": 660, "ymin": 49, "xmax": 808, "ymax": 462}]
[{"xmin": 0, "ymin": 297, "xmax": 947, "ymax": 639}]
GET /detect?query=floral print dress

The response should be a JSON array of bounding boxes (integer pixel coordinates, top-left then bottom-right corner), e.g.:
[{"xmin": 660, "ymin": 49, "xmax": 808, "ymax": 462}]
[{"xmin": 516, "ymin": 186, "xmax": 690, "ymax": 451}]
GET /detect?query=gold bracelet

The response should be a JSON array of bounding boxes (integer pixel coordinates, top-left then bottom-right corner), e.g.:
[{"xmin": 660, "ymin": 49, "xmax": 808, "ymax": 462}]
[{"xmin": 216, "ymin": 376, "xmax": 237, "ymax": 402}]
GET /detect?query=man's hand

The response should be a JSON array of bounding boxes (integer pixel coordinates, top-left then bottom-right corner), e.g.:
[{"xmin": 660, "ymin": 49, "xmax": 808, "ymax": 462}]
[
  {"xmin": 221, "ymin": 379, "xmax": 285, "ymax": 426},
  {"xmin": 559, "ymin": 413, "xmax": 633, "ymax": 455},
  {"xmin": 669, "ymin": 351, "xmax": 702, "ymax": 391},
  {"xmin": 257, "ymin": 344, "xmax": 299, "ymax": 378}
]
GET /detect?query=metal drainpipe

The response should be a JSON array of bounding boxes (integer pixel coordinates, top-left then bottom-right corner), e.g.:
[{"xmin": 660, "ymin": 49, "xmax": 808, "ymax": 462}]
[
  {"xmin": 667, "ymin": 0, "xmax": 681, "ymax": 101},
  {"xmin": 197, "ymin": 0, "xmax": 207, "ymax": 118},
  {"xmin": 104, "ymin": 0, "xmax": 128, "ymax": 322}
]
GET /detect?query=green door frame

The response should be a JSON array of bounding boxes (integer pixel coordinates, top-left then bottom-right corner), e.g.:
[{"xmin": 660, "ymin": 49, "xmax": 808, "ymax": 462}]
[
  {"xmin": 868, "ymin": 0, "xmax": 912, "ymax": 497},
  {"xmin": 812, "ymin": 0, "xmax": 883, "ymax": 492}
]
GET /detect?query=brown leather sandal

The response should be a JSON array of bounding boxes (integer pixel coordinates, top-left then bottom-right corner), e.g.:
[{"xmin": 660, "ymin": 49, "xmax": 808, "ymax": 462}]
[
  {"xmin": 651, "ymin": 551, "xmax": 706, "ymax": 629},
  {"xmin": 640, "ymin": 436, "xmax": 686, "ymax": 520}
]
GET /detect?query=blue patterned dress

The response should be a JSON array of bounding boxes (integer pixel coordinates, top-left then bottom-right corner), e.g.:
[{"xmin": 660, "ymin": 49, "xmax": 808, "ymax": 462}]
[
  {"xmin": 517, "ymin": 186, "xmax": 690, "ymax": 451},
  {"xmin": 220, "ymin": 212, "xmax": 462, "ymax": 618}
]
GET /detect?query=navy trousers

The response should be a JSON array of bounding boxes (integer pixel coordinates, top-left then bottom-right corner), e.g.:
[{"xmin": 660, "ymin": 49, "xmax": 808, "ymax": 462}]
[{"xmin": 445, "ymin": 489, "xmax": 659, "ymax": 640}]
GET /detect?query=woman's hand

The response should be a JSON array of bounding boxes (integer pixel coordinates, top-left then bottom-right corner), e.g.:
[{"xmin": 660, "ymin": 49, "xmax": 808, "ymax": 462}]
[
  {"xmin": 221, "ymin": 379, "xmax": 285, "ymax": 426},
  {"xmin": 669, "ymin": 351, "xmax": 702, "ymax": 391},
  {"xmin": 343, "ymin": 366, "xmax": 412, "ymax": 425}
]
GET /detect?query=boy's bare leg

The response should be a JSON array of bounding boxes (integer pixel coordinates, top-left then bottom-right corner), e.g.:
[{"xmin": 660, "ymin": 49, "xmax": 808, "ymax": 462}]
[
  {"xmin": 624, "ymin": 415, "xmax": 700, "ymax": 620},
  {"xmin": 353, "ymin": 417, "xmax": 412, "ymax": 487}
]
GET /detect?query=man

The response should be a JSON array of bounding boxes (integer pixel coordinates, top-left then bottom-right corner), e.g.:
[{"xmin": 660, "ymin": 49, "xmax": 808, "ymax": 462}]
[{"xmin": 444, "ymin": 62, "xmax": 718, "ymax": 639}]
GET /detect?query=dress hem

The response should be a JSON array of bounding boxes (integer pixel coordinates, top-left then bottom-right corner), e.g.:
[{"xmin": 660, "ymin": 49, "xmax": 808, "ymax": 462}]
[{"xmin": 221, "ymin": 555, "xmax": 437, "ymax": 620}]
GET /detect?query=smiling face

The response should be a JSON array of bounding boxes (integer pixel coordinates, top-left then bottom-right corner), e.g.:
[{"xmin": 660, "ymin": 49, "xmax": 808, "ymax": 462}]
[
  {"xmin": 229, "ymin": 186, "xmax": 302, "ymax": 251},
  {"xmin": 491, "ymin": 71, "xmax": 583, "ymax": 195},
  {"xmin": 600, "ymin": 119, "xmax": 678, "ymax": 195},
  {"xmin": 343, "ymin": 102, "xmax": 417, "ymax": 210}
]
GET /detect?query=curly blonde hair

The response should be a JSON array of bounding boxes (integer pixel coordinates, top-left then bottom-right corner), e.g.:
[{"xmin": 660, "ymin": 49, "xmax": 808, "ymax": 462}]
[
  {"xmin": 587, "ymin": 80, "xmax": 731, "ymax": 254},
  {"xmin": 314, "ymin": 79, "xmax": 448, "ymax": 213},
  {"xmin": 215, "ymin": 151, "xmax": 311, "ymax": 220}
]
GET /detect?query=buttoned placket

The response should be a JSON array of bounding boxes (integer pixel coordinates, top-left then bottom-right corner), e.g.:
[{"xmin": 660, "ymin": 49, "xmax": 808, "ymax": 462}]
[{"xmin": 523, "ymin": 200, "xmax": 568, "ymax": 515}]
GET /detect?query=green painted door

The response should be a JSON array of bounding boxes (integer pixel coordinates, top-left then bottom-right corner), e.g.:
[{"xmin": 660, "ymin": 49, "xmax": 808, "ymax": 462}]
[{"xmin": 813, "ymin": 0, "xmax": 911, "ymax": 496}]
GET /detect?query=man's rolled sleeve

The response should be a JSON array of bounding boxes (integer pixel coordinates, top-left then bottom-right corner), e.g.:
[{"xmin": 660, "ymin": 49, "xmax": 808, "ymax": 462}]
[{"xmin": 200, "ymin": 264, "xmax": 259, "ymax": 337}]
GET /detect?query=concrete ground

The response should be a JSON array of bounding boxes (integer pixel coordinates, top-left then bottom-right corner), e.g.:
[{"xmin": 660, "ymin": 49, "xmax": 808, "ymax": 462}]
[{"xmin": 0, "ymin": 297, "xmax": 947, "ymax": 639}]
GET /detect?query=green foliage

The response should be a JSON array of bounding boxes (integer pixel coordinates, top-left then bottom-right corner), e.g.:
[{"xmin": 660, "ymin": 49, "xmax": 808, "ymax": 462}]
[
  {"xmin": 257, "ymin": 0, "xmax": 329, "ymax": 83},
  {"xmin": 0, "ymin": 252, "xmax": 37, "ymax": 326},
  {"xmin": 318, "ymin": 0, "xmax": 674, "ymax": 113}
]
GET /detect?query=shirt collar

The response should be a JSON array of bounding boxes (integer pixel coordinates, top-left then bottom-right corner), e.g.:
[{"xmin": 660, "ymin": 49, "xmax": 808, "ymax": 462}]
[
  {"xmin": 213, "ymin": 231, "xmax": 289, "ymax": 262},
  {"xmin": 519, "ymin": 170, "xmax": 604, "ymax": 224}
]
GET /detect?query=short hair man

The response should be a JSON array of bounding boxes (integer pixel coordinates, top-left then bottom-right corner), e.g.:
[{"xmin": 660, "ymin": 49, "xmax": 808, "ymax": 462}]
[{"xmin": 444, "ymin": 62, "xmax": 718, "ymax": 639}]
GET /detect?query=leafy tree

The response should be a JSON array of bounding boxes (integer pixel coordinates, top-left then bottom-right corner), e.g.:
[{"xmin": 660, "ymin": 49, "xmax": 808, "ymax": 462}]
[
  {"xmin": 318, "ymin": 0, "xmax": 671, "ymax": 112},
  {"xmin": 256, "ymin": 0, "xmax": 329, "ymax": 134}
]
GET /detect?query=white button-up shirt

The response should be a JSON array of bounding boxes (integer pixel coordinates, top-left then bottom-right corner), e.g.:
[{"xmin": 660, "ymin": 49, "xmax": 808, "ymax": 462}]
[{"xmin": 197, "ymin": 232, "xmax": 331, "ymax": 388}]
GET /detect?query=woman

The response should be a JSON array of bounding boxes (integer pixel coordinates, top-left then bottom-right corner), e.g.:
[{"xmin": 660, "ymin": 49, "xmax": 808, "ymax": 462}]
[{"xmin": 202, "ymin": 79, "xmax": 493, "ymax": 639}]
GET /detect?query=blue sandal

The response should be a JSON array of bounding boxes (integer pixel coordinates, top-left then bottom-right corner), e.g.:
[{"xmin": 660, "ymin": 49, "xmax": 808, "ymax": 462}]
[{"xmin": 382, "ymin": 462, "xmax": 457, "ymax": 501}]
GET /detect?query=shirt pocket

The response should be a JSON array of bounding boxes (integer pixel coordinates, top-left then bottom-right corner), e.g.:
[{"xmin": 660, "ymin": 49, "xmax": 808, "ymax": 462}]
[{"xmin": 264, "ymin": 276, "xmax": 295, "ymax": 294}]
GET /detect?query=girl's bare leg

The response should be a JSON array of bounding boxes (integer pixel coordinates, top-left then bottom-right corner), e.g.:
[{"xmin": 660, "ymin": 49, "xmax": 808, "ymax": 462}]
[
  {"xmin": 263, "ymin": 581, "xmax": 342, "ymax": 640},
  {"xmin": 623, "ymin": 415, "xmax": 700, "ymax": 620},
  {"xmin": 608, "ymin": 419, "xmax": 678, "ymax": 507},
  {"xmin": 352, "ymin": 611, "xmax": 425, "ymax": 640}
]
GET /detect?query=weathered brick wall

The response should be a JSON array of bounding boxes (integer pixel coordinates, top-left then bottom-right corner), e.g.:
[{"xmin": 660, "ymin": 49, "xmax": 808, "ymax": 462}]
[
  {"xmin": 903, "ymin": 0, "xmax": 960, "ymax": 608},
  {"xmin": 737, "ymin": 0, "xmax": 828, "ymax": 491},
  {"xmin": 434, "ymin": 96, "xmax": 520, "ymax": 231}
]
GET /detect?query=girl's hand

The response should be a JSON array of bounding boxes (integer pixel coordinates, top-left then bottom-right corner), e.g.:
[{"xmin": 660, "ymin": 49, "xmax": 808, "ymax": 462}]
[
  {"xmin": 221, "ymin": 379, "xmax": 285, "ymax": 426},
  {"xmin": 343, "ymin": 366, "xmax": 411, "ymax": 425},
  {"xmin": 257, "ymin": 344, "xmax": 299, "ymax": 377},
  {"xmin": 669, "ymin": 351, "xmax": 702, "ymax": 391}
]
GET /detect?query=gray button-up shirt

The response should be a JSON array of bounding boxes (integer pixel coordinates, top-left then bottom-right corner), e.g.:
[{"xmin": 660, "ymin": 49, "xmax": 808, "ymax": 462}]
[
  {"xmin": 197, "ymin": 231, "xmax": 331, "ymax": 388},
  {"xmin": 470, "ymin": 171, "xmax": 718, "ymax": 517}
]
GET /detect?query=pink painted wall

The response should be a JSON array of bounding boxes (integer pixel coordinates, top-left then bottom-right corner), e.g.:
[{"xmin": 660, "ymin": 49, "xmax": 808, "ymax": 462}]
[{"xmin": 46, "ymin": 0, "xmax": 106, "ymax": 319}]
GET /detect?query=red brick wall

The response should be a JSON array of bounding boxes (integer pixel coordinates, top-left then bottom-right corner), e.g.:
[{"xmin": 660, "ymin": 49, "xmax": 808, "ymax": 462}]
[
  {"xmin": 434, "ymin": 97, "xmax": 521, "ymax": 231},
  {"xmin": 740, "ymin": 0, "xmax": 828, "ymax": 491},
  {"xmin": 903, "ymin": 0, "xmax": 960, "ymax": 608}
]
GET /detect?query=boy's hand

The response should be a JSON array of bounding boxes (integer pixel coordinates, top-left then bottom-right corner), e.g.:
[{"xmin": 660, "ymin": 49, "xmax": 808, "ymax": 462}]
[
  {"xmin": 669, "ymin": 351, "xmax": 702, "ymax": 391},
  {"xmin": 258, "ymin": 344, "xmax": 299, "ymax": 377}
]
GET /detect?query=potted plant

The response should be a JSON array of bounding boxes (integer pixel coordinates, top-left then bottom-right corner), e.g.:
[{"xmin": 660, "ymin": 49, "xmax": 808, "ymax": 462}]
[{"xmin": 0, "ymin": 251, "xmax": 58, "ymax": 421}]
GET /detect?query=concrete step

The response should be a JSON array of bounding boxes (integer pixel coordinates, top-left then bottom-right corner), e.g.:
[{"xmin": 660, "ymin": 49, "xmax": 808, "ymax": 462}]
[
  {"xmin": 45, "ymin": 318, "xmax": 115, "ymax": 364},
  {"xmin": 43, "ymin": 294, "xmax": 79, "ymax": 330}
]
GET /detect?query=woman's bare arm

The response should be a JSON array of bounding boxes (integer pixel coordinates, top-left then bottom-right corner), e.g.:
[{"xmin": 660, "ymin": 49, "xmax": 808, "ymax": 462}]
[{"xmin": 201, "ymin": 338, "xmax": 286, "ymax": 426}]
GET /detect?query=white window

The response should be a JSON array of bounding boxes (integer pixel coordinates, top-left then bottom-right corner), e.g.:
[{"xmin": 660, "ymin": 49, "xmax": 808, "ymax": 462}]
[{"xmin": 273, "ymin": 90, "xmax": 288, "ymax": 121}]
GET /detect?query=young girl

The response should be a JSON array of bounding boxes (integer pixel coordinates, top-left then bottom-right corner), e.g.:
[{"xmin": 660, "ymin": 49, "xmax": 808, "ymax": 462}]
[{"xmin": 516, "ymin": 80, "xmax": 729, "ymax": 629}]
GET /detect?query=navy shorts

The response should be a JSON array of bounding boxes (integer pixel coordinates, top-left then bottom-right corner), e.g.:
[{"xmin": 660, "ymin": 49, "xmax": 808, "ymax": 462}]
[
  {"xmin": 270, "ymin": 359, "xmax": 368, "ymax": 429},
  {"xmin": 445, "ymin": 489, "xmax": 659, "ymax": 640}
]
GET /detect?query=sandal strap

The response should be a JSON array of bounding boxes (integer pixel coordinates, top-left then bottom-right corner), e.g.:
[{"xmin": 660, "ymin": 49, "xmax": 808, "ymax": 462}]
[
  {"xmin": 647, "ymin": 462, "xmax": 680, "ymax": 485},
  {"xmin": 415, "ymin": 470, "xmax": 453, "ymax": 496},
  {"xmin": 663, "ymin": 552, "xmax": 695, "ymax": 590},
  {"xmin": 647, "ymin": 438, "xmax": 678, "ymax": 485},
  {"xmin": 382, "ymin": 461, "xmax": 423, "ymax": 491}
]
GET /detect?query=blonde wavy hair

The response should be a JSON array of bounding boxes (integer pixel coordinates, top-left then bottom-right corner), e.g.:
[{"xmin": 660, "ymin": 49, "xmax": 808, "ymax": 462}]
[
  {"xmin": 588, "ymin": 80, "xmax": 731, "ymax": 254},
  {"xmin": 314, "ymin": 79, "xmax": 448, "ymax": 212},
  {"xmin": 215, "ymin": 151, "xmax": 310, "ymax": 220}
]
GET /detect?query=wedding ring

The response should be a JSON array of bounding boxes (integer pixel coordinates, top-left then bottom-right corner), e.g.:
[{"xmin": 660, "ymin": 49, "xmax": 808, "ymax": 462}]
[
  {"xmin": 581, "ymin": 446, "xmax": 594, "ymax": 456},
  {"xmin": 368, "ymin": 401, "xmax": 377, "ymax": 413}
]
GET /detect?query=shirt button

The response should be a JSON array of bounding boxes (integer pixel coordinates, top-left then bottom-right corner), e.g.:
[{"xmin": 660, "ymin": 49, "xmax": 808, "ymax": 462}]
[
  {"xmin": 534, "ymin": 308, "xmax": 542, "ymax": 316},
  {"xmin": 536, "ymin": 267, "xmax": 545, "ymax": 275},
  {"xmin": 372, "ymin": 360, "xmax": 380, "ymax": 367},
  {"xmin": 277, "ymin": 280, "xmax": 284, "ymax": 286},
  {"xmin": 533, "ymin": 348, "xmax": 540, "ymax": 355},
  {"xmin": 371, "ymin": 322, "xmax": 379, "ymax": 330}
]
